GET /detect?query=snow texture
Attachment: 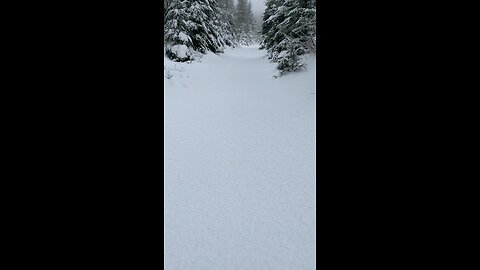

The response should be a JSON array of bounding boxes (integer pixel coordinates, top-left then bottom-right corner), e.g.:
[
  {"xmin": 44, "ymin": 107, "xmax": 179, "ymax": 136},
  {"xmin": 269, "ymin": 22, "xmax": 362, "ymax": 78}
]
[
  {"xmin": 178, "ymin": 32, "xmax": 191, "ymax": 43},
  {"xmin": 164, "ymin": 46, "xmax": 316, "ymax": 269},
  {"xmin": 170, "ymin": 44, "xmax": 191, "ymax": 60}
]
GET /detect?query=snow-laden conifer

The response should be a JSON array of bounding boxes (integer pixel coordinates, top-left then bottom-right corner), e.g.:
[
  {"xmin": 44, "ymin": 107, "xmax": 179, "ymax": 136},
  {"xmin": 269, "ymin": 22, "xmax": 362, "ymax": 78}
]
[
  {"xmin": 164, "ymin": 0, "xmax": 237, "ymax": 61},
  {"xmin": 261, "ymin": 0, "xmax": 316, "ymax": 75}
]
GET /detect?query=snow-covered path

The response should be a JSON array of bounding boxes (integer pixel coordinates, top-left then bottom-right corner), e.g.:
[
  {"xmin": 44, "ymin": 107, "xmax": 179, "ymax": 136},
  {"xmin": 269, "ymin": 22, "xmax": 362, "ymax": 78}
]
[{"xmin": 164, "ymin": 46, "xmax": 316, "ymax": 269}]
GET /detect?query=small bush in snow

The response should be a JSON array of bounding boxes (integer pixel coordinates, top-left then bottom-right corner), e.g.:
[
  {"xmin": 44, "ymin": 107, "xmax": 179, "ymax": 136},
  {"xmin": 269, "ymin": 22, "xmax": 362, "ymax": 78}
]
[{"xmin": 277, "ymin": 44, "xmax": 306, "ymax": 75}]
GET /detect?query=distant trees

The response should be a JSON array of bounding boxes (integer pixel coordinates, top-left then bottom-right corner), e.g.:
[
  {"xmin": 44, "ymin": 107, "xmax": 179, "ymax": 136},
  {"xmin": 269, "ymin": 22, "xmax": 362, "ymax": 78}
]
[
  {"xmin": 218, "ymin": 0, "xmax": 238, "ymax": 47},
  {"xmin": 234, "ymin": 0, "xmax": 256, "ymax": 45},
  {"xmin": 218, "ymin": 0, "xmax": 234, "ymax": 11},
  {"xmin": 261, "ymin": 0, "xmax": 316, "ymax": 75}
]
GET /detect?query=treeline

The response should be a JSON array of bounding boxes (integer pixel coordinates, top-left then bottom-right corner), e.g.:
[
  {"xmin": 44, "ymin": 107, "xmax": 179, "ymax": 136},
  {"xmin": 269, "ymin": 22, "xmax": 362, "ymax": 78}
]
[
  {"xmin": 164, "ymin": 0, "xmax": 257, "ymax": 62},
  {"xmin": 261, "ymin": 0, "xmax": 316, "ymax": 75},
  {"xmin": 164, "ymin": 0, "xmax": 316, "ymax": 75}
]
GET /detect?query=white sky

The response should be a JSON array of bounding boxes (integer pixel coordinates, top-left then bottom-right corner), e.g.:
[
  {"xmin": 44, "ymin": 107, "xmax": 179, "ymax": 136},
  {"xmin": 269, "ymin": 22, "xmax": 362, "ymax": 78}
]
[
  {"xmin": 235, "ymin": 0, "xmax": 266, "ymax": 14},
  {"xmin": 250, "ymin": 0, "xmax": 266, "ymax": 14}
]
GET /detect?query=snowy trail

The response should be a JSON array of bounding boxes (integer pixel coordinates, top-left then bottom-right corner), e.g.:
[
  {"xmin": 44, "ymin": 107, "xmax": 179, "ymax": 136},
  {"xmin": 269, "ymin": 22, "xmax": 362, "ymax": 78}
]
[{"xmin": 164, "ymin": 46, "xmax": 316, "ymax": 270}]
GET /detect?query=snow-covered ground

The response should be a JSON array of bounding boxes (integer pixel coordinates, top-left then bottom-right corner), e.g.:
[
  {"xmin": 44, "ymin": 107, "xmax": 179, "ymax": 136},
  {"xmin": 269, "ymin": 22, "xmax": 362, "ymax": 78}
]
[{"xmin": 164, "ymin": 46, "xmax": 316, "ymax": 269}]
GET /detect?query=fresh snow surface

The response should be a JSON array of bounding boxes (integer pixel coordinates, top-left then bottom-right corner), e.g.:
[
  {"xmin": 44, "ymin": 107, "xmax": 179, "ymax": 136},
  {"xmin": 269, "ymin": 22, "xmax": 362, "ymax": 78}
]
[{"xmin": 164, "ymin": 46, "xmax": 316, "ymax": 270}]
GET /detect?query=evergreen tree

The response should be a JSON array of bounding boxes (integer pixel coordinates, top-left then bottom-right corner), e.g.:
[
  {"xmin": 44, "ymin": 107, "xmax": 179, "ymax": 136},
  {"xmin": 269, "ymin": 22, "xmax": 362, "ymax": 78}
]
[
  {"xmin": 218, "ymin": 0, "xmax": 234, "ymax": 11},
  {"xmin": 261, "ymin": 0, "xmax": 316, "ymax": 75},
  {"xmin": 234, "ymin": 0, "xmax": 255, "ymax": 45},
  {"xmin": 164, "ymin": 0, "xmax": 172, "ymax": 16},
  {"xmin": 164, "ymin": 0, "xmax": 236, "ymax": 61},
  {"xmin": 164, "ymin": 0, "xmax": 193, "ymax": 61},
  {"xmin": 226, "ymin": 0, "xmax": 234, "ymax": 11},
  {"xmin": 285, "ymin": 0, "xmax": 316, "ymax": 55},
  {"xmin": 261, "ymin": 0, "xmax": 281, "ymax": 52},
  {"xmin": 217, "ymin": 0, "xmax": 238, "ymax": 46},
  {"xmin": 246, "ymin": 1, "xmax": 256, "ymax": 41}
]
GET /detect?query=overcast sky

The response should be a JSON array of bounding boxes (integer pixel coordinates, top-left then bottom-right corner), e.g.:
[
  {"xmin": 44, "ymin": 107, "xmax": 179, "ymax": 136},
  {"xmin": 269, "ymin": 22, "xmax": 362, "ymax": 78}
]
[
  {"xmin": 236, "ymin": 0, "xmax": 266, "ymax": 14},
  {"xmin": 250, "ymin": 0, "xmax": 266, "ymax": 14}
]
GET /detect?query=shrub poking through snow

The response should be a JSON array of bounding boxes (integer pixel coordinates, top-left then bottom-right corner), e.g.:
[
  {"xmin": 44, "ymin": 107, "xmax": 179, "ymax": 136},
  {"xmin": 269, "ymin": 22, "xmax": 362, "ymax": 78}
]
[{"xmin": 277, "ymin": 41, "xmax": 305, "ymax": 75}]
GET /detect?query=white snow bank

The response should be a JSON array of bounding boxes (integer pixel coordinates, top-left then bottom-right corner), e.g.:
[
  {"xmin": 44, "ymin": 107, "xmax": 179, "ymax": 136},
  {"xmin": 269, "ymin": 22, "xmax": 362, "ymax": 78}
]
[{"xmin": 170, "ymin": 44, "xmax": 191, "ymax": 60}]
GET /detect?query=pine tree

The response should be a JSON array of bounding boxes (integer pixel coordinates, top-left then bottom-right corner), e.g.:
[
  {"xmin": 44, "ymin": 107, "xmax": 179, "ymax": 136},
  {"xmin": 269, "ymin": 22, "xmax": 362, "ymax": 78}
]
[
  {"xmin": 225, "ymin": 0, "xmax": 234, "ymax": 11},
  {"xmin": 261, "ymin": 0, "xmax": 316, "ymax": 75},
  {"xmin": 246, "ymin": 1, "xmax": 256, "ymax": 42},
  {"xmin": 164, "ymin": 0, "xmax": 232, "ymax": 61},
  {"xmin": 261, "ymin": 0, "xmax": 282, "ymax": 52},
  {"xmin": 164, "ymin": 0, "xmax": 173, "ymax": 16},
  {"xmin": 164, "ymin": 0, "xmax": 193, "ymax": 61},
  {"xmin": 287, "ymin": 0, "xmax": 316, "ymax": 55},
  {"xmin": 277, "ymin": 36, "xmax": 305, "ymax": 75},
  {"xmin": 217, "ymin": 0, "xmax": 238, "ymax": 46},
  {"xmin": 218, "ymin": 0, "xmax": 234, "ymax": 11},
  {"xmin": 234, "ymin": 0, "xmax": 255, "ymax": 45}
]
